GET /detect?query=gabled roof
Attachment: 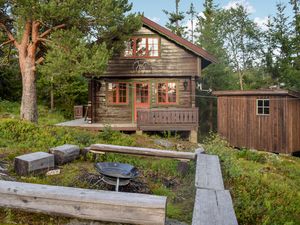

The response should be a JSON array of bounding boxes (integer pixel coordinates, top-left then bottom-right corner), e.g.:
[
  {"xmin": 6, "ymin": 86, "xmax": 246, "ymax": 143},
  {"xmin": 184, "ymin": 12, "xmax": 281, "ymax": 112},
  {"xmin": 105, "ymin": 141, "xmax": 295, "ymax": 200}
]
[
  {"xmin": 141, "ymin": 16, "xmax": 217, "ymax": 67},
  {"xmin": 213, "ymin": 89, "xmax": 300, "ymax": 98}
]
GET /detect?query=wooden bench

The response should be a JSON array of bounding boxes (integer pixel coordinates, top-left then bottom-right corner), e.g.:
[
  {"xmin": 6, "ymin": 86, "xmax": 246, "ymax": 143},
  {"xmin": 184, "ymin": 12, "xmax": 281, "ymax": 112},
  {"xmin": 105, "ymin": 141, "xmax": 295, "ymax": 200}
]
[
  {"xmin": 192, "ymin": 189, "xmax": 238, "ymax": 225},
  {"xmin": 0, "ymin": 180, "xmax": 166, "ymax": 225},
  {"xmin": 89, "ymin": 144, "xmax": 196, "ymax": 160},
  {"xmin": 14, "ymin": 152, "xmax": 54, "ymax": 176}
]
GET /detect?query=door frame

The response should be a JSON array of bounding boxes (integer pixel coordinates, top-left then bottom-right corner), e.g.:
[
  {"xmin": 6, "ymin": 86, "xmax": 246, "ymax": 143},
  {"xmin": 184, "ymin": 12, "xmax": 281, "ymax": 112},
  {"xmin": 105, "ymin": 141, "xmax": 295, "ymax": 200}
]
[{"xmin": 134, "ymin": 82, "xmax": 150, "ymax": 122}]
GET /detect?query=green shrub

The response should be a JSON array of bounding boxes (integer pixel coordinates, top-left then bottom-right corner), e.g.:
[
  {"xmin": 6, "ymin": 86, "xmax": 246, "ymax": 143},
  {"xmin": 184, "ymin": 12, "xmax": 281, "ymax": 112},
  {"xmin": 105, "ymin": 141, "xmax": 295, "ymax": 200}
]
[{"xmin": 204, "ymin": 134, "xmax": 300, "ymax": 225}]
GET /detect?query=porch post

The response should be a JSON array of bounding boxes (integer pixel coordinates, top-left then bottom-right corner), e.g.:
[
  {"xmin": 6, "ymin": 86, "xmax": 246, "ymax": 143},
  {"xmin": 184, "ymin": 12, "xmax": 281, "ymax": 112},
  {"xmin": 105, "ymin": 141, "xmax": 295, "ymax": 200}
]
[
  {"xmin": 190, "ymin": 129, "xmax": 198, "ymax": 143},
  {"xmin": 191, "ymin": 76, "xmax": 196, "ymax": 107},
  {"xmin": 87, "ymin": 79, "xmax": 93, "ymax": 124}
]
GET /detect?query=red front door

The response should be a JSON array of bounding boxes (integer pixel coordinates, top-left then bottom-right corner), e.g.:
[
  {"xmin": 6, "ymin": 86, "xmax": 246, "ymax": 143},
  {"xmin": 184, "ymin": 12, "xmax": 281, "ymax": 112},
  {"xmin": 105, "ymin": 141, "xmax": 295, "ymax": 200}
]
[{"xmin": 134, "ymin": 82, "xmax": 150, "ymax": 122}]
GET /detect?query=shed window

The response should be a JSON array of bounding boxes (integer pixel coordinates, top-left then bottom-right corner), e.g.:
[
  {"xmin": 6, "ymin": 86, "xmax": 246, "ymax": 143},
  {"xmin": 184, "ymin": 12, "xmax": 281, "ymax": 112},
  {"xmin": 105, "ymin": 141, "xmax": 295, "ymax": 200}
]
[
  {"xmin": 124, "ymin": 37, "xmax": 159, "ymax": 58},
  {"xmin": 257, "ymin": 99, "xmax": 270, "ymax": 115},
  {"xmin": 157, "ymin": 82, "xmax": 177, "ymax": 104},
  {"xmin": 110, "ymin": 83, "xmax": 128, "ymax": 104}
]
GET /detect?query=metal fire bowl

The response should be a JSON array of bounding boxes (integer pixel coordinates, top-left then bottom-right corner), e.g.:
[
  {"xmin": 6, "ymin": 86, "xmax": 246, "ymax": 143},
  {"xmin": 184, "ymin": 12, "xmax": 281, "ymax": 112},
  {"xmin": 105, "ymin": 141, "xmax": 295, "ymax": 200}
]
[{"xmin": 95, "ymin": 162, "xmax": 139, "ymax": 179}]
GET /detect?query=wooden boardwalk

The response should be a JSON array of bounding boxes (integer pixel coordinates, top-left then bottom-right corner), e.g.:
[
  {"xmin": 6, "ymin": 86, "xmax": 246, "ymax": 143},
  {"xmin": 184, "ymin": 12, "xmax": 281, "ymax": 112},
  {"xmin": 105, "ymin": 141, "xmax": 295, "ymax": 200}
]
[{"xmin": 192, "ymin": 150, "xmax": 238, "ymax": 225}]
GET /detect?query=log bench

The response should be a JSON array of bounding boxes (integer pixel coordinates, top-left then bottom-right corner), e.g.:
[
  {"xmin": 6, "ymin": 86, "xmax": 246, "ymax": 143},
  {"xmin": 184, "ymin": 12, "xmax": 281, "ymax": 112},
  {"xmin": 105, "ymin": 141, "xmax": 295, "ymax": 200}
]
[
  {"xmin": 50, "ymin": 144, "xmax": 80, "ymax": 165},
  {"xmin": 14, "ymin": 152, "xmax": 54, "ymax": 176},
  {"xmin": 0, "ymin": 180, "xmax": 167, "ymax": 225}
]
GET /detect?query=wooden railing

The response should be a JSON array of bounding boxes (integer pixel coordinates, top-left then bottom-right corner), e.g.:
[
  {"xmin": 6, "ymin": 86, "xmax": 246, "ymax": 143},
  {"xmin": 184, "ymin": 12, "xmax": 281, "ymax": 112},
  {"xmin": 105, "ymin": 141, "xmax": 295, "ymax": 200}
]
[{"xmin": 137, "ymin": 108, "xmax": 198, "ymax": 131}]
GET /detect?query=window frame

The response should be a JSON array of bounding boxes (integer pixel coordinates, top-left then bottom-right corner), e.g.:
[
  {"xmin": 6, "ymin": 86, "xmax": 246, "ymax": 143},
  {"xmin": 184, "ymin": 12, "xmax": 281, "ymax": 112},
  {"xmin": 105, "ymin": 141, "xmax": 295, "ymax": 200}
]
[
  {"xmin": 123, "ymin": 36, "xmax": 160, "ymax": 58},
  {"xmin": 256, "ymin": 99, "xmax": 270, "ymax": 116},
  {"xmin": 157, "ymin": 82, "xmax": 178, "ymax": 105},
  {"xmin": 109, "ymin": 82, "xmax": 129, "ymax": 105}
]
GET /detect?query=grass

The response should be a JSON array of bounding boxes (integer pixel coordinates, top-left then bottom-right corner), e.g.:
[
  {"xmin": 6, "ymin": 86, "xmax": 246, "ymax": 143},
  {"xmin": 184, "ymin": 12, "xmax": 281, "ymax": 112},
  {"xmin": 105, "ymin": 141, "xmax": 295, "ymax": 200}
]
[
  {"xmin": 0, "ymin": 101, "xmax": 197, "ymax": 224},
  {"xmin": 0, "ymin": 100, "xmax": 67, "ymax": 125},
  {"xmin": 204, "ymin": 134, "xmax": 300, "ymax": 225},
  {"xmin": 1, "ymin": 101, "xmax": 299, "ymax": 225}
]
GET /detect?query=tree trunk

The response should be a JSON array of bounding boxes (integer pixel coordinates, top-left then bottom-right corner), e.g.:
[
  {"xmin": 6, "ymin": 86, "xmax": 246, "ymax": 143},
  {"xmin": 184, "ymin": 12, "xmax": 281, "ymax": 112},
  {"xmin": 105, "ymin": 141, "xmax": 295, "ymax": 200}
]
[
  {"xmin": 238, "ymin": 71, "xmax": 244, "ymax": 90},
  {"xmin": 20, "ymin": 56, "xmax": 38, "ymax": 123}
]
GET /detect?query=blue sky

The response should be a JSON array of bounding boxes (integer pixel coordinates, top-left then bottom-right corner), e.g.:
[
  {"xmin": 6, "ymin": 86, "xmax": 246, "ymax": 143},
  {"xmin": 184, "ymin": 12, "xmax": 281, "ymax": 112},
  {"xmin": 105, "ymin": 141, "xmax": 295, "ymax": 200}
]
[{"xmin": 128, "ymin": 0, "xmax": 294, "ymax": 29}]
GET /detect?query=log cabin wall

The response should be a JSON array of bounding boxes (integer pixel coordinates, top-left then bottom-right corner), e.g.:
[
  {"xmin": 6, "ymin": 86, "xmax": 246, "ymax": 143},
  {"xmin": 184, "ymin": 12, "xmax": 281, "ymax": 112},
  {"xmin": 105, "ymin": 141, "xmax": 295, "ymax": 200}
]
[
  {"xmin": 217, "ymin": 95, "xmax": 290, "ymax": 153},
  {"xmin": 103, "ymin": 26, "xmax": 199, "ymax": 77},
  {"xmin": 92, "ymin": 77, "xmax": 193, "ymax": 124}
]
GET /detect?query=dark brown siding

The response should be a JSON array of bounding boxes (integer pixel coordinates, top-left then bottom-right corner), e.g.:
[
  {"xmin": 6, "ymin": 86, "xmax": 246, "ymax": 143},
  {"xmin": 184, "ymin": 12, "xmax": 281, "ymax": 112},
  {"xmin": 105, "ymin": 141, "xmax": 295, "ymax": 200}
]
[
  {"xmin": 286, "ymin": 99, "xmax": 300, "ymax": 153},
  {"xmin": 93, "ymin": 79, "xmax": 133, "ymax": 124},
  {"xmin": 217, "ymin": 95, "xmax": 299, "ymax": 153},
  {"xmin": 103, "ymin": 26, "xmax": 198, "ymax": 77},
  {"xmin": 93, "ymin": 78, "xmax": 193, "ymax": 123}
]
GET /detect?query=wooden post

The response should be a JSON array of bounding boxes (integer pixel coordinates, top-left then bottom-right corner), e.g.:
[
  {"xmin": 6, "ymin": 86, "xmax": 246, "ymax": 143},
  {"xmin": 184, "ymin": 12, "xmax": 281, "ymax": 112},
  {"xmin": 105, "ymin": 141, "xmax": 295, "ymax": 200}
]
[
  {"xmin": 0, "ymin": 181, "xmax": 167, "ymax": 225},
  {"xmin": 190, "ymin": 129, "xmax": 198, "ymax": 143},
  {"xmin": 191, "ymin": 76, "xmax": 196, "ymax": 107},
  {"xmin": 87, "ymin": 79, "xmax": 92, "ymax": 124}
]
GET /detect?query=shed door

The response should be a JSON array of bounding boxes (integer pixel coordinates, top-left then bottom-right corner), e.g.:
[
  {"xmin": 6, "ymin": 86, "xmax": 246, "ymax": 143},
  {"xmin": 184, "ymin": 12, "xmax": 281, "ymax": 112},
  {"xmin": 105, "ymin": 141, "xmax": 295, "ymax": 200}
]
[{"xmin": 134, "ymin": 82, "xmax": 150, "ymax": 122}]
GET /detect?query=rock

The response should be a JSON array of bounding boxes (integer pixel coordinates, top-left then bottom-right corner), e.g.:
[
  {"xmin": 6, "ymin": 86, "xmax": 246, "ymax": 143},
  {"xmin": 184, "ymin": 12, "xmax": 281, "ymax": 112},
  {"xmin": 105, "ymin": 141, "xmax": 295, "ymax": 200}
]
[
  {"xmin": 166, "ymin": 218, "xmax": 188, "ymax": 225},
  {"xmin": 14, "ymin": 152, "xmax": 54, "ymax": 176},
  {"xmin": 154, "ymin": 139, "xmax": 174, "ymax": 148},
  {"xmin": 50, "ymin": 144, "xmax": 80, "ymax": 165},
  {"xmin": 176, "ymin": 144, "xmax": 185, "ymax": 151}
]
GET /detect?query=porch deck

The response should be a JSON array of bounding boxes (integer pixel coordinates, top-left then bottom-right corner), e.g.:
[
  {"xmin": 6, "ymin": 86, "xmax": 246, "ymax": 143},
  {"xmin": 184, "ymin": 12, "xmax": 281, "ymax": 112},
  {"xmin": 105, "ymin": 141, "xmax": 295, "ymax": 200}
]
[{"xmin": 56, "ymin": 119, "xmax": 137, "ymax": 131}]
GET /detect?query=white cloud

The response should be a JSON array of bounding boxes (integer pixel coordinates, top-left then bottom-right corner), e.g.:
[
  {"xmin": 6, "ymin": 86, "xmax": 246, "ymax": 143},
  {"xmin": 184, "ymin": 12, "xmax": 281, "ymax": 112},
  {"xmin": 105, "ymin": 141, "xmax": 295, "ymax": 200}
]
[
  {"xmin": 254, "ymin": 17, "xmax": 269, "ymax": 31},
  {"xmin": 150, "ymin": 17, "xmax": 160, "ymax": 23},
  {"xmin": 223, "ymin": 0, "xmax": 256, "ymax": 14}
]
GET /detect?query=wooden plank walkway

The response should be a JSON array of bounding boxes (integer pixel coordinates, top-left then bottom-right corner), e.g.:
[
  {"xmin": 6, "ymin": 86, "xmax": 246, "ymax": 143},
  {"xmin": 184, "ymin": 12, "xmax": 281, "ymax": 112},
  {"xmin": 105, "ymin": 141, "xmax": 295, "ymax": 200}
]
[
  {"xmin": 195, "ymin": 154, "xmax": 224, "ymax": 190},
  {"xmin": 192, "ymin": 189, "xmax": 238, "ymax": 225},
  {"xmin": 192, "ymin": 151, "xmax": 238, "ymax": 225}
]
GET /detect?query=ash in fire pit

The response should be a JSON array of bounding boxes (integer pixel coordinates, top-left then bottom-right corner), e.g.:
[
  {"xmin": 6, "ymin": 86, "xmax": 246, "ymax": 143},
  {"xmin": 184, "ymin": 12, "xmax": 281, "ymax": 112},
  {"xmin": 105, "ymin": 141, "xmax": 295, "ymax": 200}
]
[{"xmin": 95, "ymin": 162, "xmax": 138, "ymax": 191}]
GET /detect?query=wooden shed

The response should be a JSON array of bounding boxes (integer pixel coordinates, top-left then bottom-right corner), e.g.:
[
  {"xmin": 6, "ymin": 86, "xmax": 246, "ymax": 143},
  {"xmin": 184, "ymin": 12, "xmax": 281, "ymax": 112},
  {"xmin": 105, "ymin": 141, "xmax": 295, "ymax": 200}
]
[{"xmin": 213, "ymin": 90, "xmax": 300, "ymax": 154}]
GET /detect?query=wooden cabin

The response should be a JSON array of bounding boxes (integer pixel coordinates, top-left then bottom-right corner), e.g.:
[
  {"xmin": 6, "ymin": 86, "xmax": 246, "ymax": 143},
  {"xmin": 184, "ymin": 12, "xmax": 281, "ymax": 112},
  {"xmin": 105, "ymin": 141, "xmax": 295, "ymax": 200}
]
[
  {"xmin": 82, "ymin": 16, "xmax": 216, "ymax": 142},
  {"xmin": 213, "ymin": 90, "xmax": 300, "ymax": 154}
]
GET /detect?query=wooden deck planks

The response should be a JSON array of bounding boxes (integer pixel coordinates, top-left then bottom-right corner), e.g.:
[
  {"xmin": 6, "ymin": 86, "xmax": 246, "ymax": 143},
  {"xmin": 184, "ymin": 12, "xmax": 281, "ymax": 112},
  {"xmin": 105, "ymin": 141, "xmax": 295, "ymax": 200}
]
[
  {"xmin": 195, "ymin": 154, "xmax": 224, "ymax": 190},
  {"xmin": 192, "ymin": 189, "xmax": 238, "ymax": 225}
]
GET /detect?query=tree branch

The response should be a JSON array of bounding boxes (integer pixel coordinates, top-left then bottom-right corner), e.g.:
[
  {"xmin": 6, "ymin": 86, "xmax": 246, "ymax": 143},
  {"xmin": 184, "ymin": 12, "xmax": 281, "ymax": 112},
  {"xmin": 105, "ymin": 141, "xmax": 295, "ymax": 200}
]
[
  {"xmin": 0, "ymin": 23, "xmax": 19, "ymax": 47},
  {"xmin": 21, "ymin": 21, "xmax": 32, "ymax": 46},
  {"xmin": 39, "ymin": 24, "xmax": 66, "ymax": 38},
  {"xmin": 35, "ymin": 57, "xmax": 44, "ymax": 65},
  {"xmin": 0, "ymin": 39, "xmax": 14, "ymax": 47}
]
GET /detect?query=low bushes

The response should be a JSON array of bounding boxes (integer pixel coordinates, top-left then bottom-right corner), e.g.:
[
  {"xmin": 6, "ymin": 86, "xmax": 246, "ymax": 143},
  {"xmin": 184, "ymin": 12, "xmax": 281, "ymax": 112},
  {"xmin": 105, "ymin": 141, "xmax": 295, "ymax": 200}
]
[{"xmin": 204, "ymin": 134, "xmax": 300, "ymax": 225}]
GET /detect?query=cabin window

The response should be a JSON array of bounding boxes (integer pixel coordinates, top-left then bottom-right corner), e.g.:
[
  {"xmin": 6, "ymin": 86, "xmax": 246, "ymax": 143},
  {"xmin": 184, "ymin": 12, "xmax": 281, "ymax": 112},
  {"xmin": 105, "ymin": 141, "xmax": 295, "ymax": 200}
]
[
  {"xmin": 256, "ymin": 99, "xmax": 270, "ymax": 115},
  {"xmin": 124, "ymin": 37, "xmax": 159, "ymax": 58},
  {"xmin": 110, "ymin": 82, "xmax": 128, "ymax": 104},
  {"xmin": 157, "ymin": 82, "xmax": 177, "ymax": 104}
]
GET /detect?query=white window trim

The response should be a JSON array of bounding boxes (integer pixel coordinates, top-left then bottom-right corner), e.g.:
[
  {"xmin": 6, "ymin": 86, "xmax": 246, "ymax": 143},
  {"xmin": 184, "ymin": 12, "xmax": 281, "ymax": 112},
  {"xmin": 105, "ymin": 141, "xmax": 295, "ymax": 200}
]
[{"xmin": 256, "ymin": 99, "xmax": 270, "ymax": 116}]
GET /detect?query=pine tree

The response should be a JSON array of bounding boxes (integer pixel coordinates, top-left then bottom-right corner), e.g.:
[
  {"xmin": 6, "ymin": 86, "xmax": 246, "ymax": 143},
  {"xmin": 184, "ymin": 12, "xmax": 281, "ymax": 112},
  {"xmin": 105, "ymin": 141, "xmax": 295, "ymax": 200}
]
[
  {"xmin": 163, "ymin": 0, "xmax": 187, "ymax": 37},
  {"xmin": 186, "ymin": 3, "xmax": 196, "ymax": 43},
  {"xmin": 0, "ymin": 0, "xmax": 141, "ymax": 122}
]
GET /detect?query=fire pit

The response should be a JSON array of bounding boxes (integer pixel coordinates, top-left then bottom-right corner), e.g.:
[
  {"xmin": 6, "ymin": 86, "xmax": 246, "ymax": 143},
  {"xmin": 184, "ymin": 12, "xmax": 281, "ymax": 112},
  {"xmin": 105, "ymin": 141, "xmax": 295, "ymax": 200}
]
[{"xmin": 95, "ymin": 162, "xmax": 138, "ymax": 191}]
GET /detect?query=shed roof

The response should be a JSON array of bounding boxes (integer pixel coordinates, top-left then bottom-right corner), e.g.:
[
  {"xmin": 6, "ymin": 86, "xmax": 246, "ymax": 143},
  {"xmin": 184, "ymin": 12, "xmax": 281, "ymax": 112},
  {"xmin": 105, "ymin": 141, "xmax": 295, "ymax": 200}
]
[
  {"xmin": 213, "ymin": 89, "xmax": 300, "ymax": 98},
  {"xmin": 141, "ymin": 16, "xmax": 217, "ymax": 68}
]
